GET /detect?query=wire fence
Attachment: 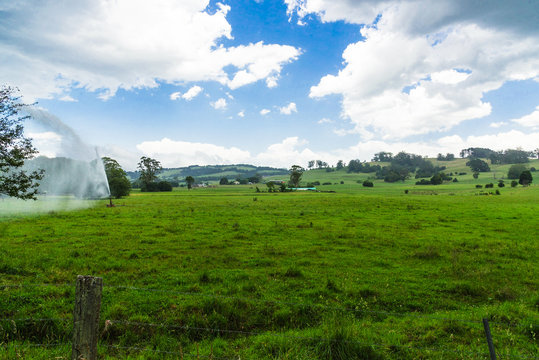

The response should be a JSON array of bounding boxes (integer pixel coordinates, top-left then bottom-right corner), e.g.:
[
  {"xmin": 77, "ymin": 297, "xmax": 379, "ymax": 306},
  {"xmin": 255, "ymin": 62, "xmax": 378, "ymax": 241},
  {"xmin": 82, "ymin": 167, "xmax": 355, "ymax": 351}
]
[{"xmin": 1, "ymin": 281, "xmax": 538, "ymax": 359}]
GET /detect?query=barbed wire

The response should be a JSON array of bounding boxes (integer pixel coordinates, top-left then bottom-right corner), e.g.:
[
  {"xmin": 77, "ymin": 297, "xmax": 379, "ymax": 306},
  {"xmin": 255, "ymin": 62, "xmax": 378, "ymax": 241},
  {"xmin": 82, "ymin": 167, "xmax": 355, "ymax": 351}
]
[
  {"xmin": 102, "ymin": 344, "xmax": 237, "ymax": 359},
  {"xmin": 3, "ymin": 282, "xmax": 537, "ymax": 328},
  {"xmin": 0, "ymin": 283, "xmax": 74, "ymax": 289},
  {"xmin": 103, "ymin": 284, "xmax": 535, "ymax": 326},
  {"xmin": 0, "ymin": 317, "xmax": 70, "ymax": 322},
  {"xmin": 106, "ymin": 319, "xmax": 494, "ymax": 358}
]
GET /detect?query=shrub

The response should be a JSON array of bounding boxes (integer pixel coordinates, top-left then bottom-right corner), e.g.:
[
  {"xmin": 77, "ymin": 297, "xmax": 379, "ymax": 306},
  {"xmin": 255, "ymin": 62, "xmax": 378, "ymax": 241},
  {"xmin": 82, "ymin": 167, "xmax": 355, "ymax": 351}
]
[
  {"xmin": 312, "ymin": 181, "xmax": 320, "ymax": 185},
  {"xmin": 475, "ymin": 184, "xmax": 483, "ymax": 188},
  {"xmin": 404, "ymin": 189, "xmax": 409, "ymax": 194},
  {"xmin": 511, "ymin": 180, "xmax": 518, "ymax": 187},
  {"xmin": 507, "ymin": 164, "xmax": 528, "ymax": 179},
  {"xmin": 362, "ymin": 180, "xmax": 374, "ymax": 187},
  {"xmin": 416, "ymin": 179, "xmax": 431, "ymax": 185},
  {"xmin": 495, "ymin": 189, "xmax": 501, "ymax": 195},
  {"xmin": 340, "ymin": 180, "xmax": 344, "ymax": 184},
  {"xmin": 157, "ymin": 181, "xmax": 173, "ymax": 191},
  {"xmin": 531, "ymin": 167, "xmax": 536, "ymax": 172},
  {"xmin": 519, "ymin": 170, "xmax": 533, "ymax": 186},
  {"xmin": 485, "ymin": 183, "xmax": 494, "ymax": 188},
  {"xmin": 458, "ymin": 172, "xmax": 467, "ymax": 175},
  {"xmin": 452, "ymin": 178, "xmax": 458, "ymax": 182},
  {"xmin": 322, "ymin": 182, "xmax": 332, "ymax": 185},
  {"xmin": 473, "ymin": 172, "xmax": 479, "ymax": 179},
  {"xmin": 498, "ymin": 180, "xmax": 505, "ymax": 188}
]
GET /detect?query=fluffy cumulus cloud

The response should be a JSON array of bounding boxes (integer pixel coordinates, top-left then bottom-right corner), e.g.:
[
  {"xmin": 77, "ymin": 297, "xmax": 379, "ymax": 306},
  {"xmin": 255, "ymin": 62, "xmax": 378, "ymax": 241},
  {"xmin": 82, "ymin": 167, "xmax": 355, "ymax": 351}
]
[
  {"xmin": 170, "ymin": 85, "xmax": 203, "ymax": 101},
  {"xmin": 0, "ymin": 1, "xmax": 300, "ymax": 101},
  {"xmin": 260, "ymin": 109, "xmax": 271, "ymax": 116},
  {"xmin": 109, "ymin": 126, "xmax": 539, "ymax": 170},
  {"xmin": 135, "ymin": 138, "xmax": 251, "ymax": 168},
  {"xmin": 286, "ymin": 0, "xmax": 539, "ymax": 140},
  {"xmin": 279, "ymin": 102, "xmax": 298, "ymax": 115},
  {"xmin": 512, "ymin": 106, "xmax": 539, "ymax": 129},
  {"xmin": 210, "ymin": 98, "xmax": 227, "ymax": 110}
]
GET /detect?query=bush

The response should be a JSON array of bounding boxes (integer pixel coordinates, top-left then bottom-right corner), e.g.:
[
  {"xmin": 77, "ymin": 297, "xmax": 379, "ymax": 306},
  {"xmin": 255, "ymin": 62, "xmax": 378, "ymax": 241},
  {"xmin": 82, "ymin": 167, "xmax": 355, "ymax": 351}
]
[
  {"xmin": 475, "ymin": 184, "xmax": 483, "ymax": 188},
  {"xmin": 312, "ymin": 181, "xmax": 320, "ymax": 185},
  {"xmin": 519, "ymin": 170, "xmax": 533, "ymax": 186},
  {"xmin": 452, "ymin": 178, "xmax": 458, "ymax": 182},
  {"xmin": 495, "ymin": 189, "xmax": 501, "ymax": 195},
  {"xmin": 416, "ymin": 179, "xmax": 431, "ymax": 185},
  {"xmin": 430, "ymin": 173, "xmax": 443, "ymax": 185},
  {"xmin": 473, "ymin": 172, "xmax": 479, "ymax": 179},
  {"xmin": 507, "ymin": 164, "xmax": 528, "ymax": 179},
  {"xmin": 511, "ymin": 180, "xmax": 518, "ymax": 187},
  {"xmin": 485, "ymin": 183, "xmax": 494, "ymax": 188},
  {"xmin": 458, "ymin": 172, "xmax": 467, "ymax": 175},
  {"xmin": 498, "ymin": 180, "xmax": 505, "ymax": 188},
  {"xmin": 322, "ymin": 182, "xmax": 332, "ymax": 185},
  {"xmin": 404, "ymin": 189, "xmax": 409, "ymax": 194},
  {"xmin": 362, "ymin": 180, "xmax": 374, "ymax": 187},
  {"xmin": 340, "ymin": 180, "xmax": 344, "ymax": 184},
  {"xmin": 530, "ymin": 167, "xmax": 536, "ymax": 172}
]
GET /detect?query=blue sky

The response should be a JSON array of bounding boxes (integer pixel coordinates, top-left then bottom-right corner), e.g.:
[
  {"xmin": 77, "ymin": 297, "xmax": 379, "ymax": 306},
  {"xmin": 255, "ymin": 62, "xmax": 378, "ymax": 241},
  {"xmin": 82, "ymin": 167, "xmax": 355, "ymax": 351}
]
[{"xmin": 1, "ymin": 0, "xmax": 538, "ymax": 169}]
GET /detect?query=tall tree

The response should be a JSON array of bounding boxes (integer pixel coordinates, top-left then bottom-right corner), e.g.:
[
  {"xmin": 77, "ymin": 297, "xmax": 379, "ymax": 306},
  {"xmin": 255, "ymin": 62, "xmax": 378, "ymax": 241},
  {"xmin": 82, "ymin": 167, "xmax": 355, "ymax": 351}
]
[
  {"xmin": 0, "ymin": 86, "xmax": 43, "ymax": 199},
  {"xmin": 336, "ymin": 160, "xmax": 345, "ymax": 170},
  {"xmin": 185, "ymin": 176, "xmax": 195, "ymax": 190},
  {"xmin": 289, "ymin": 165, "xmax": 304, "ymax": 188},
  {"xmin": 137, "ymin": 156, "xmax": 162, "ymax": 188},
  {"xmin": 102, "ymin": 157, "xmax": 131, "ymax": 198}
]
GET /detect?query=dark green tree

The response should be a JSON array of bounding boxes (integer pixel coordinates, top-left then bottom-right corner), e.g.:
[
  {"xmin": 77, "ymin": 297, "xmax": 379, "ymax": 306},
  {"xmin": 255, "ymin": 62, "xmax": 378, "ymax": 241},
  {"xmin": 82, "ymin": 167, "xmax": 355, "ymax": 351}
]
[
  {"xmin": 519, "ymin": 170, "xmax": 532, "ymax": 186},
  {"xmin": 102, "ymin": 157, "xmax": 131, "ymax": 198},
  {"xmin": 289, "ymin": 165, "xmax": 304, "ymax": 188},
  {"xmin": 466, "ymin": 158, "xmax": 490, "ymax": 172},
  {"xmin": 137, "ymin": 156, "xmax": 162, "ymax": 189},
  {"xmin": 185, "ymin": 175, "xmax": 195, "ymax": 189},
  {"xmin": 219, "ymin": 177, "xmax": 229, "ymax": 185},
  {"xmin": 0, "ymin": 86, "xmax": 43, "ymax": 199},
  {"xmin": 507, "ymin": 164, "xmax": 528, "ymax": 179},
  {"xmin": 336, "ymin": 160, "xmax": 345, "ymax": 170}
]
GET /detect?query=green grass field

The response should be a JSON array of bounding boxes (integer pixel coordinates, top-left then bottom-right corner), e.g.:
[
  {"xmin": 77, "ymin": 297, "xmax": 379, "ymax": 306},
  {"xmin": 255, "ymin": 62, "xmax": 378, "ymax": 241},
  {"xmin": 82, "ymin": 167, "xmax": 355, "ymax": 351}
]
[{"xmin": 1, "ymin": 166, "xmax": 538, "ymax": 359}]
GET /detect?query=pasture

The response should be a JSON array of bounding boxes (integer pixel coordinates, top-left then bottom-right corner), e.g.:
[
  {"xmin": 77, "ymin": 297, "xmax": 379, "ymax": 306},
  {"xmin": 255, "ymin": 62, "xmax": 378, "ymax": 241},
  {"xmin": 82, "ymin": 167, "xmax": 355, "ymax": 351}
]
[{"xmin": 1, "ymin": 173, "xmax": 538, "ymax": 359}]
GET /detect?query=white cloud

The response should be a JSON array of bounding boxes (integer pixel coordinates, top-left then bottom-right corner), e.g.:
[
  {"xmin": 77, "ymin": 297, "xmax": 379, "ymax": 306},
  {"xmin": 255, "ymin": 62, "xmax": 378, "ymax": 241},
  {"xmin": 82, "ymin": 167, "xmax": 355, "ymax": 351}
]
[
  {"xmin": 124, "ymin": 128, "xmax": 539, "ymax": 170},
  {"xmin": 318, "ymin": 118, "xmax": 333, "ymax": 124},
  {"xmin": 279, "ymin": 102, "xmax": 298, "ymax": 115},
  {"xmin": 181, "ymin": 85, "xmax": 203, "ymax": 101},
  {"xmin": 211, "ymin": 98, "xmax": 227, "ymax": 110},
  {"xmin": 59, "ymin": 95, "xmax": 77, "ymax": 102},
  {"xmin": 0, "ymin": 1, "xmax": 300, "ymax": 101},
  {"xmin": 238, "ymin": 110, "xmax": 245, "ymax": 117},
  {"xmin": 489, "ymin": 121, "xmax": 507, "ymax": 128},
  {"xmin": 170, "ymin": 92, "xmax": 182, "ymax": 101},
  {"xmin": 260, "ymin": 109, "xmax": 271, "ymax": 115},
  {"xmin": 136, "ymin": 138, "xmax": 251, "ymax": 167},
  {"xmin": 288, "ymin": 0, "xmax": 539, "ymax": 140},
  {"xmin": 511, "ymin": 106, "xmax": 539, "ymax": 129}
]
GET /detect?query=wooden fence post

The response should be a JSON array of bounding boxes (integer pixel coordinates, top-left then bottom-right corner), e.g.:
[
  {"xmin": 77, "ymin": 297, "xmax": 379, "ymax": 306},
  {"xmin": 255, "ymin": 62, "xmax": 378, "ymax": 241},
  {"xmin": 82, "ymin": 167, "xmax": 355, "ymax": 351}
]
[
  {"xmin": 482, "ymin": 318, "xmax": 497, "ymax": 360},
  {"xmin": 72, "ymin": 275, "xmax": 103, "ymax": 360}
]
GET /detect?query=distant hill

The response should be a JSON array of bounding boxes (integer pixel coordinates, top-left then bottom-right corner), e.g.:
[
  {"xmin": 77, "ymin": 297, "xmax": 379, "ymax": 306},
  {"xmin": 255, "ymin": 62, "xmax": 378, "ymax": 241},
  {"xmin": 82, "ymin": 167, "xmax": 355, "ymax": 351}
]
[{"xmin": 126, "ymin": 164, "xmax": 289, "ymax": 183}]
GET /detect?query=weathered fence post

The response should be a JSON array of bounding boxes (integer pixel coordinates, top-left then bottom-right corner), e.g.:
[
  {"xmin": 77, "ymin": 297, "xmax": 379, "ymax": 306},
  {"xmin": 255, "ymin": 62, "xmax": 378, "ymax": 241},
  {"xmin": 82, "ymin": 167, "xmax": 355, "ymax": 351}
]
[
  {"xmin": 72, "ymin": 275, "xmax": 103, "ymax": 360},
  {"xmin": 482, "ymin": 318, "xmax": 497, "ymax": 360}
]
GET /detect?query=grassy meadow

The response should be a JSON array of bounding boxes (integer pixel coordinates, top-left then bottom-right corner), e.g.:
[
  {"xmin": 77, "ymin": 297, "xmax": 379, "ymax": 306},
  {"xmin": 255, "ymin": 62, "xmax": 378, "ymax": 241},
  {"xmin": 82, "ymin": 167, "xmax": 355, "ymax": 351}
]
[{"xmin": 1, "ymin": 160, "xmax": 538, "ymax": 359}]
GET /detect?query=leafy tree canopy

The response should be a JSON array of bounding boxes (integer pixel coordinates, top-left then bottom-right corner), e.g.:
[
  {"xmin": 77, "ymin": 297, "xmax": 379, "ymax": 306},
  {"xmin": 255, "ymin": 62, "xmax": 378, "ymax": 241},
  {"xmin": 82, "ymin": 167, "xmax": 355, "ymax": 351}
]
[
  {"xmin": 466, "ymin": 158, "xmax": 490, "ymax": 172},
  {"xmin": 0, "ymin": 86, "xmax": 43, "ymax": 199},
  {"xmin": 102, "ymin": 156, "xmax": 130, "ymax": 198},
  {"xmin": 137, "ymin": 156, "xmax": 162, "ymax": 186},
  {"xmin": 289, "ymin": 165, "xmax": 304, "ymax": 188}
]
